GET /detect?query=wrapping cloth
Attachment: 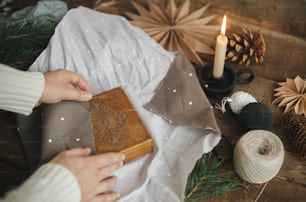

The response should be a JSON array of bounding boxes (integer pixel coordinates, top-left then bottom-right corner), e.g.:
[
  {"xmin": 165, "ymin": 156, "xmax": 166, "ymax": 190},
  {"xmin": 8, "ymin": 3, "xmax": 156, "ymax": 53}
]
[
  {"xmin": 144, "ymin": 53, "xmax": 220, "ymax": 132},
  {"xmin": 41, "ymin": 101, "xmax": 95, "ymax": 161},
  {"xmin": 29, "ymin": 7, "xmax": 221, "ymax": 202}
]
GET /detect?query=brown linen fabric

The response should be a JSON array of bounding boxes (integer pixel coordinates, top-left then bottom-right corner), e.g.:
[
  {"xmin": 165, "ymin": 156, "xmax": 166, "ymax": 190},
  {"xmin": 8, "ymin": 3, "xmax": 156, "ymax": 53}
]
[
  {"xmin": 41, "ymin": 101, "xmax": 95, "ymax": 162},
  {"xmin": 144, "ymin": 52, "xmax": 220, "ymax": 133}
]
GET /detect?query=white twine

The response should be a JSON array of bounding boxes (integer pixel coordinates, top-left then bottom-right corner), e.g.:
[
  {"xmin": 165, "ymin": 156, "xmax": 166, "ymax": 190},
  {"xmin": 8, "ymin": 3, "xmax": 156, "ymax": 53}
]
[
  {"xmin": 233, "ymin": 130, "xmax": 285, "ymax": 184},
  {"xmin": 215, "ymin": 97, "xmax": 231, "ymax": 113}
]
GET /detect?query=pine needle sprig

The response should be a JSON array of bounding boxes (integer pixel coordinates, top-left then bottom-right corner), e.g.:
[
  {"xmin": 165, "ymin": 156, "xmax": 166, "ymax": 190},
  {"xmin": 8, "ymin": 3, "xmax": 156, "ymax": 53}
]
[
  {"xmin": 0, "ymin": 17, "xmax": 60, "ymax": 71},
  {"xmin": 185, "ymin": 153, "xmax": 243, "ymax": 202}
]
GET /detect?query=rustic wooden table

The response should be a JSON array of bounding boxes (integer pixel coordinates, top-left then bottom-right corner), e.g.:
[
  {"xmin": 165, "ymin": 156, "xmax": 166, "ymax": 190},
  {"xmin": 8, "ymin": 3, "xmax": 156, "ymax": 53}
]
[
  {"xmin": 204, "ymin": 76, "xmax": 305, "ymax": 202},
  {"xmin": 198, "ymin": 1, "xmax": 306, "ymax": 201}
]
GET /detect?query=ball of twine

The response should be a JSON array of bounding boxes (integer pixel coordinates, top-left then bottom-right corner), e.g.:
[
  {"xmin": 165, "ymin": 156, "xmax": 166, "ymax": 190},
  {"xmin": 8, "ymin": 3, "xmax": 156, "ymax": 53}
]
[
  {"xmin": 239, "ymin": 102, "xmax": 274, "ymax": 131},
  {"xmin": 215, "ymin": 91, "xmax": 257, "ymax": 114},
  {"xmin": 229, "ymin": 91, "xmax": 257, "ymax": 114},
  {"xmin": 233, "ymin": 130, "xmax": 285, "ymax": 184}
]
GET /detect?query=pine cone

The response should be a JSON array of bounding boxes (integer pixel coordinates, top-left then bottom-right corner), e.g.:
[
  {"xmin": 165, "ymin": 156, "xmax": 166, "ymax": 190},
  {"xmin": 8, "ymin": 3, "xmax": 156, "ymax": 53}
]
[
  {"xmin": 282, "ymin": 112, "xmax": 306, "ymax": 157},
  {"xmin": 226, "ymin": 27, "xmax": 266, "ymax": 66}
]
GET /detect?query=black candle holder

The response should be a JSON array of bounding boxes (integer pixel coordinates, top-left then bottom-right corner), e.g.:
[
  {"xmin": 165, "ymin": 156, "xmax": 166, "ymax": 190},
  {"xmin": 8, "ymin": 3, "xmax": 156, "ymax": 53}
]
[{"xmin": 197, "ymin": 63, "xmax": 254, "ymax": 98}]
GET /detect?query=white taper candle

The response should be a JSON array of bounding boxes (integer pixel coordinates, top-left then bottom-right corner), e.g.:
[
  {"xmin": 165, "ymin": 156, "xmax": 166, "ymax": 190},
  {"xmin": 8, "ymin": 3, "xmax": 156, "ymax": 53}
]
[{"xmin": 213, "ymin": 15, "xmax": 228, "ymax": 78}]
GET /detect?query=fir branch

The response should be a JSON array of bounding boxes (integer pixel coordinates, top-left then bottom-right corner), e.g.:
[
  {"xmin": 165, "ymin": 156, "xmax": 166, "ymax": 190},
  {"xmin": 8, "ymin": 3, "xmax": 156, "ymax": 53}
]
[
  {"xmin": 184, "ymin": 153, "xmax": 243, "ymax": 202},
  {"xmin": 0, "ymin": 17, "xmax": 60, "ymax": 71}
]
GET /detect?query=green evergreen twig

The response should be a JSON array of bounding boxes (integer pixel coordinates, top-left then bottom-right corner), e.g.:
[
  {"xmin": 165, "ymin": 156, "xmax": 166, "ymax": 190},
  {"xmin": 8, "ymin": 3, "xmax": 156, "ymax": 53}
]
[
  {"xmin": 185, "ymin": 153, "xmax": 243, "ymax": 202},
  {"xmin": 0, "ymin": 18, "xmax": 59, "ymax": 71}
]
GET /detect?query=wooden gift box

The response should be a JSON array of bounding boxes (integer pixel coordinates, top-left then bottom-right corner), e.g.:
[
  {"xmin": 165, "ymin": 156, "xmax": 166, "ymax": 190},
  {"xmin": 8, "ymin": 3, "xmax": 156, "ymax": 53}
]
[{"xmin": 89, "ymin": 86, "xmax": 153, "ymax": 163}]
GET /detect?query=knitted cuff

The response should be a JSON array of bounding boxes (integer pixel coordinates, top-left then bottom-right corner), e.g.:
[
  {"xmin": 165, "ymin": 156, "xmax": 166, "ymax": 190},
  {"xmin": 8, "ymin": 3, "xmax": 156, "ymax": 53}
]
[
  {"xmin": 4, "ymin": 163, "xmax": 81, "ymax": 202},
  {"xmin": 0, "ymin": 64, "xmax": 44, "ymax": 115}
]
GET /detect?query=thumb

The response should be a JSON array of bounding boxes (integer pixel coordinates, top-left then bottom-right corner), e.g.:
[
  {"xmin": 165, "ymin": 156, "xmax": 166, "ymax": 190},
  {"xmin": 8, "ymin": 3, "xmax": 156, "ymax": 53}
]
[{"xmin": 64, "ymin": 87, "xmax": 92, "ymax": 101}]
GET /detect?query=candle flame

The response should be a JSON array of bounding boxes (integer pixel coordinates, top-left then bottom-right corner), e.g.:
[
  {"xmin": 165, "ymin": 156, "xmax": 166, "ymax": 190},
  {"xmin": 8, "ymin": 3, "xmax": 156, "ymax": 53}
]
[{"xmin": 221, "ymin": 15, "xmax": 227, "ymax": 36}]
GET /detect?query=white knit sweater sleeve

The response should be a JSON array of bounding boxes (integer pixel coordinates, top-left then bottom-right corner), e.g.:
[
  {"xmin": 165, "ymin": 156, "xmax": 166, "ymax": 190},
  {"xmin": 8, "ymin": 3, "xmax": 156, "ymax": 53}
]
[
  {"xmin": 0, "ymin": 64, "xmax": 44, "ymax": 116},
  {"xmin": 2, "ymin": 163, "xmax": 81, "ymax": 202}
]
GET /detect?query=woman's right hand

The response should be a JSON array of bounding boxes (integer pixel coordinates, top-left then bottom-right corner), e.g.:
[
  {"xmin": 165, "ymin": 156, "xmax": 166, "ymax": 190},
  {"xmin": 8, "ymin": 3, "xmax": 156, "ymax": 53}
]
[{"xmin": 50, "ymin": 147, "xmax": 125, "ymax": 202}]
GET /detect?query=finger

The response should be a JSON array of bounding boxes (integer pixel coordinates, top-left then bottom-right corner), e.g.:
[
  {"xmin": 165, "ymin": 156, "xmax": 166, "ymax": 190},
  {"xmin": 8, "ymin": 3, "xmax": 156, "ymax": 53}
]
[
  {"xmin": 91, "ymin": 192, "xmax": 121, "ymax": 202},
  {"xmin": 89, "ymin": 153, "xmax": 125, "ymax": 169},
  {"xmin": 65, "ymin": 147, "xmax": 91, "ymax": 157},
  {"xmin": 65, "ymin": 71, "xmax": 92, "ymax": 92},
  {"xmin": 96, "ymin": 176, "xmax": 118, "ymax": 194},
  {"xmin": 98, "ymin": 162, "xmax": 123, "ymax": 180}
]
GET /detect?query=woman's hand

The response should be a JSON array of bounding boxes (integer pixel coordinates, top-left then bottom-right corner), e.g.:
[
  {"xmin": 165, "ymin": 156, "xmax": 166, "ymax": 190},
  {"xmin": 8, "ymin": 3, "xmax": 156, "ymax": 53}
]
[
  {"xmin": 51, "ymin": 148, "xmax": 125, "ymax": 202},
  {"xmin": 40, "ymin": 69, "xmax": 92, "ymax": 104}
]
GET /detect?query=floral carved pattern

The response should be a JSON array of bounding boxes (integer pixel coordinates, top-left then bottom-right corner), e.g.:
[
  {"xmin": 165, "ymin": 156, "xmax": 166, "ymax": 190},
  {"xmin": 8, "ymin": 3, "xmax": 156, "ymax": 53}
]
[{"xmin": 91, "ymin": 101, "xmax": 127, "ymax": 144}]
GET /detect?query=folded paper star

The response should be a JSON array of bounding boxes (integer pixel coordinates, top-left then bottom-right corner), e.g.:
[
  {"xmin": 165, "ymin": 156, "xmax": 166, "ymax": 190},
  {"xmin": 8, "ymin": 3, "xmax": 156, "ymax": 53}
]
[
  {"xmin": 125, "ymin": 0, "xmax": 219, "ymax": 65},
  {"xmin": 94, "ymin": 0, "xmax": 121, "ymax": 15},
  {"xmin": 273, "ymin": 75, "xmax": 306, "ymax": 117}
]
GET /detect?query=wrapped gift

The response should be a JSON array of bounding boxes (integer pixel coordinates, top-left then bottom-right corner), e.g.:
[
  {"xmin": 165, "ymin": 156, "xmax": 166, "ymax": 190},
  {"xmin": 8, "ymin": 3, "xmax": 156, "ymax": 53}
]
[{"xmin": 89, "ymin": 87, "xmax": 153, "ymax": 162}]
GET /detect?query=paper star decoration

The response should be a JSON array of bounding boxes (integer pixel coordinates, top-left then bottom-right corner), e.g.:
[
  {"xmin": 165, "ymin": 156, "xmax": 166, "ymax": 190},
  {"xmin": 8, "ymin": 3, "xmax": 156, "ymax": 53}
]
[
  {"xmin": 94, "ymin": 0, "xmax": 121, "ymax": 15},
  {"xmin": 125, "ymin": 0, "xmax": 219, "ymax": 65},
  {"xmin": 273, "ymin": 75, "xmax": 306, "ymax": 117}
]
